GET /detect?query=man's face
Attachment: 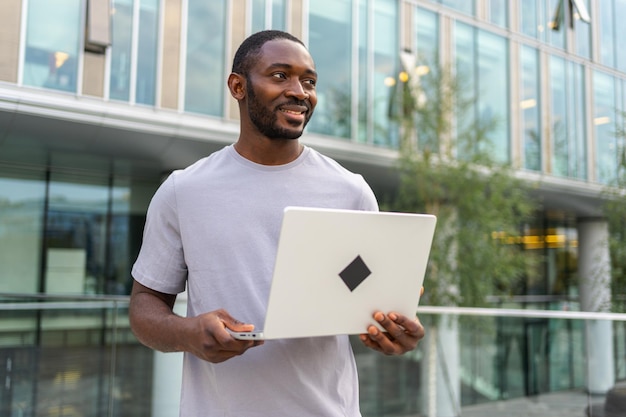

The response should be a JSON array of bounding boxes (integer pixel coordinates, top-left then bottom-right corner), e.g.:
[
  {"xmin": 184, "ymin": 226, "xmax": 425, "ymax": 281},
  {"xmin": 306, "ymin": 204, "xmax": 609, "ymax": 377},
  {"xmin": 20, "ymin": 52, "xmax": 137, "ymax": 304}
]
[{"xmin": 244, "ymin": 39, "xmax": 317, "ymax": 140}]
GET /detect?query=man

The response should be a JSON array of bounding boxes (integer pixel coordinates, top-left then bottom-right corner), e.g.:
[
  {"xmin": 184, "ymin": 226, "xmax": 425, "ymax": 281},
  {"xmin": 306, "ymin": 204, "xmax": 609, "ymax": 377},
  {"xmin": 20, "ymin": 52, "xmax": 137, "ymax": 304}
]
[{"xmin": 129, "ymin": 30, "xmax": 424, "ymax": 417}]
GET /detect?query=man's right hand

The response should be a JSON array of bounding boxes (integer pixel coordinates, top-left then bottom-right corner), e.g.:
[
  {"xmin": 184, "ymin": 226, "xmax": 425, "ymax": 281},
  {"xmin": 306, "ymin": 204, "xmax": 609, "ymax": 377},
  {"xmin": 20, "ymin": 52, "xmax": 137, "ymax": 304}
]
[
  {"xmin": 183, "ymin": 309, "xmax": 264, "ymax": 363},
  {"xmin": 129, "ymin": 280, "xmax": 263, "ymax": 363}
]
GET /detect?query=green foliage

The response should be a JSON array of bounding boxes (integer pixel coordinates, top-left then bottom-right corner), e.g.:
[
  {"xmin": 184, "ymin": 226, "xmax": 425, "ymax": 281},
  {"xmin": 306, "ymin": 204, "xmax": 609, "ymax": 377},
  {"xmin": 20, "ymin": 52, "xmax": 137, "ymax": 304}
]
[
  {"xmin": 390, "ymin": 62, "xmax": 537, "ymax": 307},
  {"xmin": 604, "ymin": 111, "xmax": 626, "ymax": 312}
]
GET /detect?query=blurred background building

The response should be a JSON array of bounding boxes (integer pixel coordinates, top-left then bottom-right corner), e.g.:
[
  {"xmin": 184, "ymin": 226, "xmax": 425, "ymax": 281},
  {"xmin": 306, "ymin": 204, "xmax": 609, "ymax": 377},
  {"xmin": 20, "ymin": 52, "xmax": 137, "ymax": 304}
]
[{"xmin": 0, "ymin": 0, "xmax": 625, "ymax": 416}]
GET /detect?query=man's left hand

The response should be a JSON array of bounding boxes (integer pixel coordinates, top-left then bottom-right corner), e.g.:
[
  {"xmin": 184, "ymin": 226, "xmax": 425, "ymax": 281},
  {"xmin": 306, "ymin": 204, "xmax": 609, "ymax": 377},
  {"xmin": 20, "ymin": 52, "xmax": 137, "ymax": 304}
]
[{"xmin": 359, "ymin": 311, "xmax": 425, "ymax": 355}]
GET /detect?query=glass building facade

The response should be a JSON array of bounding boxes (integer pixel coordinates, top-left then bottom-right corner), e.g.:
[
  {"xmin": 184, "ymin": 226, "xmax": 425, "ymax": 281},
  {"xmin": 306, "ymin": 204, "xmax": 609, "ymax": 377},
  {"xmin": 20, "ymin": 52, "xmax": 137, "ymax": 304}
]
[{"xmin": 1, "ymin": 0, "xmax": 625, "ymax": 415}]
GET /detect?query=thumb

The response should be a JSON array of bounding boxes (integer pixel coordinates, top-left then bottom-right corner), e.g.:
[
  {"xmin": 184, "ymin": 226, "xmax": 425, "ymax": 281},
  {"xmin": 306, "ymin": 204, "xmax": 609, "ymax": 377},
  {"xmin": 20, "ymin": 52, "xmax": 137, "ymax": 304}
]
[{"xmin": 218, "ymin": 311, "xmax": 255, "ymax": 332}]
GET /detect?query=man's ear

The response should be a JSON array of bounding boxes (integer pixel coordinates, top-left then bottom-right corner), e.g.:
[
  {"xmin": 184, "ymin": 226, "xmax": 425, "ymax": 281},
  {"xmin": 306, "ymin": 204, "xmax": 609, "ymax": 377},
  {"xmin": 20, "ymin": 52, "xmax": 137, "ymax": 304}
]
[{"xmin": 227, "ymin": 73, "xmax": 246, "ymax": 100}]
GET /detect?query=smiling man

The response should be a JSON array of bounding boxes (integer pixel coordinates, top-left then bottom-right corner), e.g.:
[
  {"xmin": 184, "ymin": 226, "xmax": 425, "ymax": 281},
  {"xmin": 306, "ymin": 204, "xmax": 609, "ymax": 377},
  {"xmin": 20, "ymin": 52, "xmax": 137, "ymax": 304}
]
[{"xmin": 128, "ymin": 30, "xmax": 425, "ymax": 417}]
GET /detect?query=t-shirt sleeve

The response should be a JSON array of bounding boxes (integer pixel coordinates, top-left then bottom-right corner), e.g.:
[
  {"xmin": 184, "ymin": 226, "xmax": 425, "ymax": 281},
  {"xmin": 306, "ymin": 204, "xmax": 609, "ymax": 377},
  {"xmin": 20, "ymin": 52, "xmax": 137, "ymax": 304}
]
[
  {"xmin": 358, "ymin": 176, "xmax": 379, "ymax": 212},
  {"xmin": 131, "ymin": 174, "xmax": 188, "ymax": 294}
]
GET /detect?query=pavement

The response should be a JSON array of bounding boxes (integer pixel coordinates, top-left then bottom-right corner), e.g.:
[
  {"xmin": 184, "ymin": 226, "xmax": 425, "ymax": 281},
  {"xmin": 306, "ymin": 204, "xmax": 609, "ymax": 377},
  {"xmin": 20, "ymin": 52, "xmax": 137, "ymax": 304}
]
[{"xmin": 460, "ymin": 390, "xmax": 606, "ymax": 417}]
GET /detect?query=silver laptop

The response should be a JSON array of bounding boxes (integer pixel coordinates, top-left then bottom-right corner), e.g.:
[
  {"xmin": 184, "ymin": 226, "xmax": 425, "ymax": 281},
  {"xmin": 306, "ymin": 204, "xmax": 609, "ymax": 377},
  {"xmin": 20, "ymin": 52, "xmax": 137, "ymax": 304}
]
[{"xmin": 229, "ymin": 206, "xmax": 437, "ymax": 340}]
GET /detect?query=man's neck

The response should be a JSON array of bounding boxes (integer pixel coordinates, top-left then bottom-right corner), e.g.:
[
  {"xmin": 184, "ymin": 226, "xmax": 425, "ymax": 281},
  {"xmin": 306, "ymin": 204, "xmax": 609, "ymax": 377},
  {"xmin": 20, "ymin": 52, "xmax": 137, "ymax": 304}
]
[{"xmin": 233, "ymin": 138, "xmax": 304, "ymax": 166}]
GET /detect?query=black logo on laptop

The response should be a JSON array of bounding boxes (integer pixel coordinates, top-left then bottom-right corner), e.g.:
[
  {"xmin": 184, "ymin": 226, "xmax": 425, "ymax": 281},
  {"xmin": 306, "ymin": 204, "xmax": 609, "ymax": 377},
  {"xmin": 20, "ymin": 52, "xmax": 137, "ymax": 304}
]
[{"xmin": 339, "ymin": 255, "xmax": 371, "ymax": 292}]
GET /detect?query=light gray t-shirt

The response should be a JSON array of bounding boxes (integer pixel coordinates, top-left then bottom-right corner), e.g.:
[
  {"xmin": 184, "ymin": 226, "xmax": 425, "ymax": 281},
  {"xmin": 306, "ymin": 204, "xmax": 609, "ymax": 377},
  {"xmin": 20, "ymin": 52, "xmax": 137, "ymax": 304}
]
[{"xmin": 132, "ymin": 144, "xmax": 378, "ymax": 417}]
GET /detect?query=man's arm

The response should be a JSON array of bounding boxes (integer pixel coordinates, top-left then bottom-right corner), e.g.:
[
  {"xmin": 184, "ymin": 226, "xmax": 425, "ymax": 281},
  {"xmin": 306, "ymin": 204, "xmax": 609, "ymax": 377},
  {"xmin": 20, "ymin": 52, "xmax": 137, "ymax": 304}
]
[{"xmin": 129, "ymin": 280, "xmax": 263, "ymax": 363}]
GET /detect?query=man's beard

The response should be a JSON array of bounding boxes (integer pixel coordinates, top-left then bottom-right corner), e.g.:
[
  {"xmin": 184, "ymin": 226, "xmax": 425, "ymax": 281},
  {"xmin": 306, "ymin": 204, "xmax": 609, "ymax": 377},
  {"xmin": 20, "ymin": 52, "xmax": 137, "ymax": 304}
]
[{"xmin": 246, "ymin": 80, "xmax": 312, "ymax": 140}]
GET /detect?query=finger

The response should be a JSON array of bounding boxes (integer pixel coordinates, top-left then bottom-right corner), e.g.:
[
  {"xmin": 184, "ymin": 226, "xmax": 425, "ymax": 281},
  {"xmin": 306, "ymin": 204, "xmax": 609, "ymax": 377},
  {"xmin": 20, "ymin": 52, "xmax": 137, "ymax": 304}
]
[
  {"xmin": 388, "ymin": 312, "xmax": 423, "ymax": 337},
  {"xmin": 373, "ymin": 311, "xmax": 405, "ymax": 336},
  {"xmin": 372, "ymin": 313, "xmax": 424, "ymax": 352},
  {"xmin": 363, "ymin": 325, "xmax": 403, "ymax": 355},
  {"xmin": 214, "ymin": 310, "xmax": 255, "ymax": 332}
]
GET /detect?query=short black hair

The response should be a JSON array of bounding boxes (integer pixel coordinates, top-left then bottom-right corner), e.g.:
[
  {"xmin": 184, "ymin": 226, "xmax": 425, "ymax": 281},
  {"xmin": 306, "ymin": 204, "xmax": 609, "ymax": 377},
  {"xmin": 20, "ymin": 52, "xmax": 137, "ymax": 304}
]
[{"xmin": 231, "ymin": 30, "xmax": 306, "ymax": 75}]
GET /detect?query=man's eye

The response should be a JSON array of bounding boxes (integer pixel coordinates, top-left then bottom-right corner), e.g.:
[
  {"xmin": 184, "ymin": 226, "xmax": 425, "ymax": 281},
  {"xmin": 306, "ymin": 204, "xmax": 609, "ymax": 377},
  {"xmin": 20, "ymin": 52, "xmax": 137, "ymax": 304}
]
[
  {"xmin": 304, "ymin": 79, "xmax": 316, "ymax": 86},
  {"xmin": 272, "ymin": 73, "xmax": 287, "ymax": 79}
]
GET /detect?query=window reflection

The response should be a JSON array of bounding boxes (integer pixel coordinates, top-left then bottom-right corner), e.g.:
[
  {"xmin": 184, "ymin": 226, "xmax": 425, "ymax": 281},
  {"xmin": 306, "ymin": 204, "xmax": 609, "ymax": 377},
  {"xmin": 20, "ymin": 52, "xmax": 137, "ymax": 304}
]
[
  {"xmin": 23, "ymin": 0, "xmax": 81, "ymax": 92},
  {"xmin": 520, "ymin": 46, "xmax": 541, "ymax": 171},
  {"xmin": 520, "ymin": 0, "xmax": 541, "ymax": 38},
  {"xmin": 573, "ymin": 0, "xmax": 591, "ymax": 59},
  {"xmin": 618, "ymin": 1, "xmax": 626, "ymax": 71},
  {"xmin": 309, "ymin": 0, "xmax": 398, "ymax": 146},
  {"xmin": 455, "ymin": 23, "xmax": 510, "ymax": 163},
  {"xmin": 594, "ymin": 71, "xmax": 618, "ymax": 184},
  {"xmin": 546, "ymin": 0, "xmax": 565, "ymax": 49},
  {"xmin": 598, "ymin": 0, "xmax": 626, "ymax": 71},
  {"xmin": 0, "ymin": 163, "xmax": 154, "ymax": 296},
  {"xmin": 250, "ymin": 0, "xmax": 286, "ymax": 33},
  {"xmin": 136, "ymin": 0, "xmax": 159, "ymax": 105},
  {"xmin": 477, "ymin": 30, "xmax": 509, "ymax": 162},
  {"xmin": 489, "ymin": 0, "xmax": 508, "ymax": 28},
  {"xmin": 372, "ymin": 0, "xmax": 399, "ymax": 147},
  {"xmin": 414, "ymin": 7, "xmax": 439, "ymax": 152},
  {"xmin": 550, "ymin": 57, "xmax": 568, "ymax": 177},
  {"xmin": 251, "ymin": 0, "xmax": 266, "ymax": 32},
  {"xmin": 548, "ymin": 57, "xmax": 587, "ymax": 179},
  {"xmin": 184, "ymin": 1, "xmax": 227, "ymax": 116},
  {"xmin": 46, "ymin": 177, "xmax": 109, "ymax": 294},
  {"xmin": 108, "ymin": 0, "xmax": 159, "ymax": 104},
  {"xmin": 0, "ymin": 174, "xmax": 46, "ymax": 293},
  {"xmin": 110, "ymin": 0, "xmax": 133, "ymax": 101},
  {"xmin": 439, "ymin": 0, "xmax": 474, "ymax": 16},
  {"xmin": 356, "ymin": 0, "xmax": 369, "ymax": 144},
  {"xmin": 599, "ymin": 1, "xmax": 616, "ymax": 68},
  {"xmin": 308, "ymin": 0, "xmax": 353, "ymax": 139}
]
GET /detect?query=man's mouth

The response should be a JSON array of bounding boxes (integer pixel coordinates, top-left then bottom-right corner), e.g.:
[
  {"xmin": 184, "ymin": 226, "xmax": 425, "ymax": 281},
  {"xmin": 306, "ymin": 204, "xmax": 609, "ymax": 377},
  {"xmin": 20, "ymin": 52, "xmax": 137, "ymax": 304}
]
[
  {"xmin": 278, "ymin": 104, "xmax": 309, "ymax": 124},
  {"xmin": 280, "ymin": 108, "xmax": 306, "ymax": 116}
]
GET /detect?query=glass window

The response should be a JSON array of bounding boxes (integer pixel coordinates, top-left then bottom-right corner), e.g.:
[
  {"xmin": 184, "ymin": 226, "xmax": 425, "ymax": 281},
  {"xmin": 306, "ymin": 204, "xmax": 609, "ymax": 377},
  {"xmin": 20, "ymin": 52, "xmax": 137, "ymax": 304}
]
[
  {"xmin": 356, "ymin": 0, "xmax": 369, "ymax": 144},
  {"xmin": 271, "ymin": 0, "xmax": 287, "ymax": 31},
  {"xmin": 456, "ymin": 24, "xmax": 510, "ymax": 163},
  {"xmin": 454, "ymin": 23, "xmax": 477, "ymax": 155},
  {"xmin": 519, "ymin": 0, "xmax": 566, "ymax": 48},
  {"xmin": 0, "ymin": 159, "xmax": 156, "ymax": 296},
  {"xmin": 184, "ymin": 1, "xmax": 227, "ymax": 116},
  {"xmin": 109, "ymin": 0, "xmax": 159, "ymax": 104},
  {"xmin": 617, "ymin": 0, "xmax": 626, "ymax": 72},
  {"xmin": 110, "ymin": 0, "xmax": 133, "ymax": 101},
  {"xmin": 489, "ymin": 0, "xmax": 508, "ymax": 28},
  {"xmin": 371, "ymin": 0, "xmax": 399, "ymax": 147},
  {"xmin": 437, "ymin": 0, "xmax": 474, "ymax": 16},
  {"xmin": 520, "ymin": 0, "xmax": 541, "ymax": 38},
  {"xmin": 251, "ymin": 0, "xmax": 287, "ymax": 32},
  {"xmin": 520, "ymin": 46, "xmax": 541, "ymax": 171},
  {"xmin": 414, "ymin": 7, "xmax": 439, "ymax": 152},
  {"xmin": 308, "ymin": 0, "xmax": 352, "ymax": 139},
  {"xmin": 549, "ymin": 57, "xmax": 587, "ymax": 179},
  {"xmin": 251, "ymin": 0, "xmax": 266, "ymax": 33},
  {"xmin": 546, "ymin": 0, "xmax": 565, "ymax": 49},
  {"xmin": 0, "ymin": 170, "xmax": 46, "ymax": 293},
  {"xmin": 550, "ymin": 57, "xmax": 568, "ymax": 177},
  {"xmin": 136, "ymin": 0, "xmax": 159, "ymax": 105},
  {"xmin": 594, "ymin": 71, "xmax": 618, "ymax": 184},
  {"xmin": 45, "ymin": 175, "xmax": 110, "ymax": 294},
  {"xmin": 568, "ymin": 62, "xmax": 587, "ymax": 179},
  {"xmin": 573, "ymin": 0, "xmax": 591, "ymax": 59},
  {"xmin": 598, "ymin": 0, "xmax": 616, "ymax": 68},
  {"xmin": 23, "ymin": 0, "xmax": 82, "ymax": 92},
  {"xmin": 477, "ymin": 30, "xmax": 509, "ymax": 163},
  {"xmin": 415, "ymin": 7, "xmax": 439, "ymax": 66}
]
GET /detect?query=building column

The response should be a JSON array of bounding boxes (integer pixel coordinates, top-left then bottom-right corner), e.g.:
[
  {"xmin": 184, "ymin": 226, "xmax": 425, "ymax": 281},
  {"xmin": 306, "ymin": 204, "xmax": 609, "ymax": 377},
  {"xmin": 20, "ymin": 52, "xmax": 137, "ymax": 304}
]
[
  {"xmin": 422, "ymin": 315, "xmax": 461, "ymax": 417},
  {"xmin": 151, "ymin": 292, "xmax": 187, "ymax": 417},
  {"xmin": 577, "ymin": 218, "xmax": 614, "ymax": 394}
]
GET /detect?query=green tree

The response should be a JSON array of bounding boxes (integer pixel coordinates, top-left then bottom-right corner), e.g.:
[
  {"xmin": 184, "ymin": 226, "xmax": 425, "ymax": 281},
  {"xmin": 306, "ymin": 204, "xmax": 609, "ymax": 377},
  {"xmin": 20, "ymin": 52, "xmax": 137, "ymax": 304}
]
[
  {"xmin": 604, "ymin": 111, "xmax": 626, "ymax": 312},
  {"xmin": 390, "ymin": 61, "xmax": 538, "ymax": 307}
]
